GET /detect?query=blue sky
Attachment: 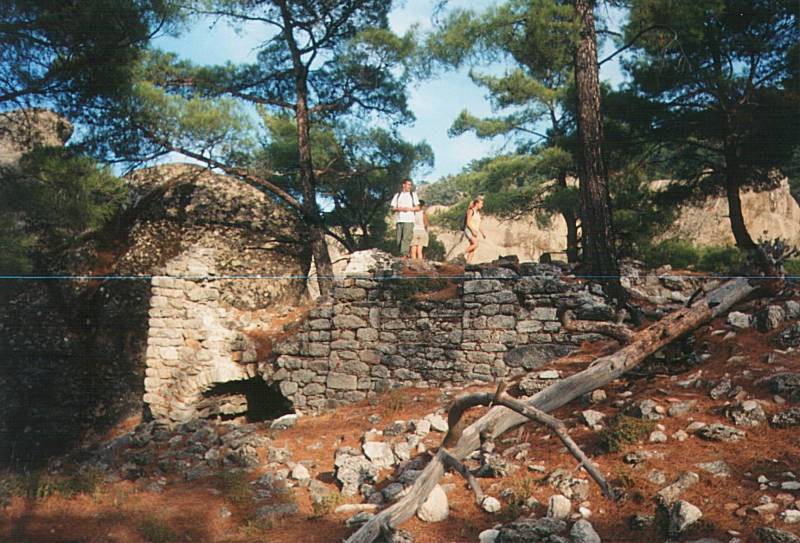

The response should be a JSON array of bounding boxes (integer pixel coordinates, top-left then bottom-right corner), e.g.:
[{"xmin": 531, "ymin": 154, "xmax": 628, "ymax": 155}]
[{"xmin": 155, "ymin": 1, "xmax": 627, "ymax": 183}]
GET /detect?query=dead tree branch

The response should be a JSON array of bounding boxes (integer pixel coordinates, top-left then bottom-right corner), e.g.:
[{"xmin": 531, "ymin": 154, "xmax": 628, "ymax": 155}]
[
  {"xmin": 560, "ymin": 309, "xmax": 635, "ymax": 344},
  {"xmin": 345, "ymin": 277, "xmax": 761, "ymax": 543}
]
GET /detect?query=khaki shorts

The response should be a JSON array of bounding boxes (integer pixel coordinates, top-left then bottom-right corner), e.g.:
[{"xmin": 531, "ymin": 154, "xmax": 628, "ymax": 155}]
[{"xmin": 411, "ymin": 229, "xmax": 429, "ymax": 247}]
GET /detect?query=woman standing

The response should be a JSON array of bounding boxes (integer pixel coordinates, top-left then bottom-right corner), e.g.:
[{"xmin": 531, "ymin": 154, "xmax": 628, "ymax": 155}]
[
  {"xmin": 410, "ymin": 200, "xmax": 430, "ymax": 260},
  {"xmin": 464, "ymin": 195, "xmax": 486, "ymax": 263}
]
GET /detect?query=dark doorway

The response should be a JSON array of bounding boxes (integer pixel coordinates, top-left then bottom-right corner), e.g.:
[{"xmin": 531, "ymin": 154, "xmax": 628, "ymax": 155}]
[{"xmin": 200, "ymin": 378, "xmax": 293, "ymax": 423}]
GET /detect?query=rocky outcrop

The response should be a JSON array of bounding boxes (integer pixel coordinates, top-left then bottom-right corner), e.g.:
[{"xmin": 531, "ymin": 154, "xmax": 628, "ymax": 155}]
[
  {"xmin": 0, "ymin": 137, "xmax": 311, "ymax": 462},
  {"xmin": 0, "ymin": 109, "xmax": 72, "ymax": 167},
  {"xmin": 430, "ymin": 179, "xmax": 800, "ymax": 263}
]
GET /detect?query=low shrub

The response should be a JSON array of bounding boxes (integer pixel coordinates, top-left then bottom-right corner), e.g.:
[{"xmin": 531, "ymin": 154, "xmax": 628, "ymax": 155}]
[
  {"xmin": 137, "ymin": 515, "xmax": 177, "ymax": 543},
  {"xmin": 217, "ymin": 470, "xmax": 254, "ymax": 506},
  {"xmin": 639, "ymin": 240, "xmax": 746, "ymax": 273},
  {"xmin": 598, "ymin": 415, "xmax": 656, "ymax": 453}
]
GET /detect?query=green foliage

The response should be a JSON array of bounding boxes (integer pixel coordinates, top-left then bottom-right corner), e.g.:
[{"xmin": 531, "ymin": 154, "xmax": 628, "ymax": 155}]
[
  {"xmin": 598, "ymin": 415, "xmax": 656, "ymax": 453},
  {"xmin": 0, "ymin": 0, "xmax": 181, "ymax": 113},
  {"xmin": 255, "ymin": 113, "xmax": 433, "ymax": 251},
  {"xmin": 241, "ymin": 516, "xmax": 273, "ymax": 535},
  {"xmin": 382, "ymin": 388, "xmax": 409, "ymax": 413},
  {"xmin": 499, "ymin": 475, "xmax": 538, "ymax": 522},
  {"xmin": 785, "ymin": 259, "xmax": 800, "ymax": 278},
  {"xmin": 311, "ymin": 492, "xmax": 343, "ymax": 517},
  {"xmin": 624, "ymin": 0, "xmax": 800, "ymax": 246},
  {"xmin": 0, "ymin": 147, "xmax": 127, "ymax": 274},
  {"xmin": 0, "ymin": 468, "xmax": 107, "ymax": 503},
  {"xmin": 639, "ymin": 240, "xmax": 747, "ymax": 274},
  {"xmin": 216, "ymin": 470, "xmax": 254, "ymax": 506},
  {"xmin": 138, "ymin": 515, "xmax": 177, "ymax": 543}
]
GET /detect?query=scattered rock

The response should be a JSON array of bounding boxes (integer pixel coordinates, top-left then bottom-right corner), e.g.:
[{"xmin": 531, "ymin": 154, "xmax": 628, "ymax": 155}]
[
  {"xmin": 255, "ymin": 501, "xmax": 299, "ymax": 520},
  {"xmin": 363, "ymin": 441, "xmax": 395, "ymax": 469},
  {"xmin": 416, "ymin": 484, "xmax": 449, "ymax": 522},
  {"xmin": 270, "ymin": 414, "xmax": 298, "ymax": 430},
  {"xmin": 669, "ymin": 500, "xmax": 703, "ymax": 536},
  {"xmin": 334, "ymin": 448, "xmax": 379, "ymax": 496},
  {"xmin": 290, "ymin": 464, "xmax": 310, "ymax": 481},
  {"xmin": 547, "ymin": 494, "xmax": 572, "ymax": 519},
  {"xmin": 629, "ymin": 514, "xmax": 654, "ymax": 530},
  {"xmin": 672, "ymin": 429, "xmax": 689, "ymax": 441},
  {"xmin": 775, "ymin": 323, "xmax": 800, "ymax": 349},
  {"xmin": 546, "ymin": 469, "xmax": 589, "ymax": 501},
  {"xmin": 696, "ymin": 460, "xmax": 731, "ymax": 478},
  {"xmin": 626, "ymin": 399, "xmax": 663, "ymax": 420},
  {"xmin": 771, "ymin": 407, "xmax": 800, "ymax": 428},
  {"xmin": 649, "ymin": 430, "xmax": 668, "ymax": 443},
  {"xmin": 757, "ymin": 306, "xmax": 786, "ymax": 332},
  {"xmin": 581, "ymin": 410, "xmax": 606, "ymax": 430},
  {"xmin": 657, "ymin": 472, "xmax": 700, "ymax": 505},
  {"xmin": 590, "ymin": 389, "xmax": 607, "ymax": 403},
  {"xmin": 709, "ymin": 378, "xmax": 733, "ymax": 400},
  {"xmin": 784, "ymin": 301, "xmax": 800, "ymax": 320},
  {"xmin": 756, "ymin": 526, "xmax": 800, "ymax": 543},
  {"xmin": 648, "ymin": 470, "xmax": 667, "ymax": 485},
  {"xmin": 725, "ymin": 400, "xmax": 767, "ymax": 426},
  {"xmin": 479, "ymin": 529, "xmax": 500, "ymax": 543},
  {"xmin": 765, "ymin": 373, "xmax": 800, "ymax": 402},
  {"xmin": 668, "ymin": 400, "xmax": 696, "ymax": 417},
  {"xmin": 482, "ymin": 496, "xmax": 502, "ymax": 513},
  {"xmin": 424, "ymin": 414, "xmax": 448, "ymax": 433},
  {"xmin": 496, "ymin": 517, "xmax": 567, "ymax": 543},
  {"xmin": 727, "ymin": 311, "xmax": 752, "ymax": 330},
  {"xmin": 696, "ymin": 423, "xmax": 746, "ymax": 442},
  {"xmin": 781, "ymin": 510, "xmax": 800, "ymax": 524},
  {"xmin": 570, "ymin": 519, "xmax": 601, "ymax": 543}
]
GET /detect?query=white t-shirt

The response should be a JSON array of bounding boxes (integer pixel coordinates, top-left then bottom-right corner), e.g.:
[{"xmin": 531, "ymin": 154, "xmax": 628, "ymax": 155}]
[
  {"xmin": 390, "ymin": 191, "xmax": 419, "ymax": 223},
  {"xmin": 413, "ymin": 210, "xmax": 426, "ymax": 231}
]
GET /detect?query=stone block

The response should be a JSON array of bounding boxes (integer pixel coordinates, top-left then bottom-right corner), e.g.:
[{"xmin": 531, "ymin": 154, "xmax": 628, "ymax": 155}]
[
  {"xmin": 487, "ymin": 315, "xmax": 516, "ymax": 329},
  {"xmin": 334, "ymin": 287, "xmax": 367, "ymax": 301},
  {"xmin": 517, "ymin": 320, "xmax": 543, "ymax": 333},
  {"xmin": 463, "ymin": 279, "xmax": 502, "ymax": 294},
  {"xmin": 357, "ymin": 328, "xmax": 379, "ymax": 342},
  {"xmin": 309, "ymin": 319, "xmax": 332, "ymax": 330},
  {"xmin": 334, "ymin": 315, "xmax": 368, "ymax": 329},
  {"xmin": 279, "ymin": 381, "xmax": 298, "ymax": 396},
  {"xmin": 327, "ymin": 373, "xmax": 358, "ymax": 390}
]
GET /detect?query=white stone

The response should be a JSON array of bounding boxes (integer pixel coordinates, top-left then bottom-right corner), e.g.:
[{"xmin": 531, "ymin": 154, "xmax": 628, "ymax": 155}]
[
  {"xmin": 581, "ymin": 410, "xmax": 605, "ymax": 429},
  {"xmin": 781, "ymin": 481, "xmax": 800, "ymax": 490},
  {"xmin": 291, "ymin": 464, "xmax": 310, "ymax": 481},
  {"xmin": 425, "ymin": 414, "xmax": 449, "ymax": 433},
  {"xmin": 670, "ymin": 500, "xmax": 702, "ymax": 535},
  {"xmin": 579, "ymin": 506, "xmax": 592, "ymax": 518},
  {"xmin": 362, "ymin": 441, "xmax": 395, "ymax": 469},
  {"xmin": 478, "ymin": 529, "xmax": 500, "ymax": 543},
  {"xmin": 481, "ymin": 496, "xmax": 501, "ymax": 513},
  {"xmin": 547, "ymin": 494, "xmax": 572, "ymax": 519},
  {"xmin": 417, "ymin": 484, "xmax": 449, "ymax": 522},
  {"xmin": 781, "ymin": 509, "xmax": 800, "ymax": 524},
  {"xmin": 649, "ymin": 431, "xmax": 668, "ymax": 443},
  {"xmin": 538, "ymin": 369, "xmax": 561, "ymax": 379},
  {"xmin": 413, "ymin": 419, "xmax": 431, "ymax": 435},
  {"xmin": 727, "ymin": 311, "xmax": 751, "ymax": 329},
  {"xmin": 570, "ymin": 519, "xmax": 601, "ymax": 543}
]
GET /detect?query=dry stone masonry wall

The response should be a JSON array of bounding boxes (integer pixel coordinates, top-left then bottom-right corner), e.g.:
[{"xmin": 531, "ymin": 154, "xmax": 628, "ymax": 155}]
[
  {"xmin": 144, "ymin": 248, "xmax": 273, "ymax": 424},
  {"xmin": 260, "ymin": 258, "xmax": 618, "ymax": 413},
  {"xmin": 143, "ymin": 250, "xmax": 705, "ymax": 423}
]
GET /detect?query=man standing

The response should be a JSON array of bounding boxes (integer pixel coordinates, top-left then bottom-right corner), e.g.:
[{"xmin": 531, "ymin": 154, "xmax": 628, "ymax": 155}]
[{"xmin": 390, "ymin": 179, "xmax": 420, "ymax": 257}]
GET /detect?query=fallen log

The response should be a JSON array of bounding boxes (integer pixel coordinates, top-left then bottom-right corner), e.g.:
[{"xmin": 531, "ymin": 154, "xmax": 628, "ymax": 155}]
[{"xmin": 345, "ymin": 277, "xmax": 761, "ymax": 543}]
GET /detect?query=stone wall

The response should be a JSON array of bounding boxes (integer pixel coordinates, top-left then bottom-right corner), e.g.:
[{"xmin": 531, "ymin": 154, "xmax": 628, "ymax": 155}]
[
  {"xmin": 258, "ymin": 258, "xmax": 617, "ymax": 413},
  {"xmin": 143, "ymin": 248, "xmax": 262, "ymax": 423},
  {"xmin": 142, "ymin": 250, "xmax": 705, "ymax": 423}
]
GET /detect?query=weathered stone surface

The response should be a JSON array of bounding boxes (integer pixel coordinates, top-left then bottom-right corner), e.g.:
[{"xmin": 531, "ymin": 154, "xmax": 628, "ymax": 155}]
[
  {"xmin": 771, "ymin": 407, "xmax": 800, "ymax": 428},
  {"xmin": 669, "ymin": 500, "xmax": 702, "ymax": 536},
  {"xmin": 657, "ymin": 472, "xmax": 700, "ymax": 505},
  {"xmin": 497, "ymin": 517, "xmax": 568, "ymax": 543},
  {"xmin": 334, "ymin": 448, "xmax": 378, "ymax": 496},
  {"xmin": 570, "ymin": 519, "xmax": 601, "ymax": 543},
  {"xmin": 757, "ymin": 305, "xmax": 786, "ymax": 332},
  {"xmin": 416, "ymin": 484, "xmax": 449, "ymax": 522},
  {"xmin": 547, "ymin": 494, "xmax": 572, "ymax": 519},
  {"xmin": 775, "ymin": 324, "xmax": 800, "ymax": 349},
  {"xmin": 504, "ymin": 344, "xmax": 574, "ymax": 370},
  {"xmin": 696, "ymin": 423, "xmax": 746, "ymax": 442},
  {"xmin": 362, "ymin": 441, "xmax": 395, "ymax": 469},
  {"xmin": 756, "ymin": 527, "xmax": 800, "ymax": 543},
  {"xmin": 725, "ymin": 400, "xmax": 767, "ymax": 426},
  {"xmin": 727, "ymin": 311, "xmax": 752, "ymax": 329}
]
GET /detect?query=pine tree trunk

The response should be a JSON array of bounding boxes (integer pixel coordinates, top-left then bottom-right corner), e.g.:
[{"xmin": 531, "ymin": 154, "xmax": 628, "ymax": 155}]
[
  {"xmin": 296, "ymin": 86, "xmax": 333, "ymax": 298},
  {"xmin": 573, "ymin": 0, "xmax": 619, "ymax": 280},
  {"xmin": 724, "ymin": 148, "xmax": 757, "ymax": 254}
]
